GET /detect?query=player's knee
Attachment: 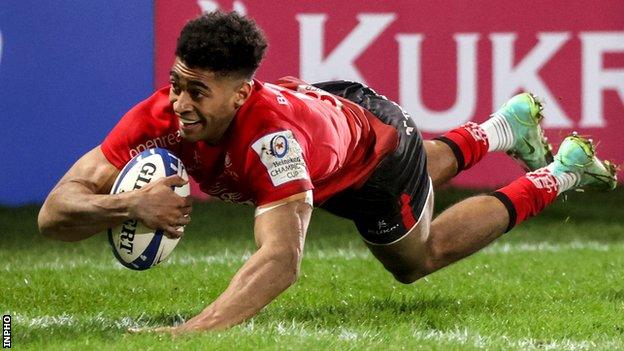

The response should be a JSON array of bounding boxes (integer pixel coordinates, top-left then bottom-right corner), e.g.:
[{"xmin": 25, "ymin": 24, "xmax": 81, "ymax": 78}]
[
  {"xmin": 382, "ymin": 253, "xmax": 438, "ymax": 284},
  {"xmin": 388, "ymin": 263, "xmax": 433, "ymax": 284},
  {"xmin": 392, "ymin": 270, "xmax": 423, "ymax": 284},
  {"xmin": 422, "ymin": 236, "xmax": 455, "ymax": 273},
  {"xmin": 388, "ymin": 249, "xmax": 444, "ymax": 283}
]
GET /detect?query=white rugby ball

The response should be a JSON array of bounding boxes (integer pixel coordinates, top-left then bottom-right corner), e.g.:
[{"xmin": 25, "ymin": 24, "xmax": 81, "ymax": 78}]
[{"xmin": 107, "ymin": 148, "xmax": 190, "ymax": 270}]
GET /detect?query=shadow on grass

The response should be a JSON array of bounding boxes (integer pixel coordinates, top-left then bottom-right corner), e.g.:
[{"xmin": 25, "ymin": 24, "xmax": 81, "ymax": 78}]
[
  {"xmin": 16, "ymin": 311, "xmax": 195, "ymax": 345},
  {"xmin": 261, "ymin": 293, "xmax": 495, "ymax": 331}
]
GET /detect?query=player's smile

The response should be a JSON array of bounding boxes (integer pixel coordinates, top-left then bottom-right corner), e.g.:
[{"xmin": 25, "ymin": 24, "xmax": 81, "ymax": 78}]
[
  {"xmin": 178, "ymin": 117, "xmax": 204, "ymax": 134},
  {"xmin": 177, "ymin": 107, "xmax": 211, "ymax": 138}
]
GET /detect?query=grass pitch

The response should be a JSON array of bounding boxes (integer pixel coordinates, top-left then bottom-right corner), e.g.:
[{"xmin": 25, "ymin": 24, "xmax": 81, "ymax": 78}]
[{"xmin": 2, "ymin": 188, "xmax": 624, "ymax": 350}]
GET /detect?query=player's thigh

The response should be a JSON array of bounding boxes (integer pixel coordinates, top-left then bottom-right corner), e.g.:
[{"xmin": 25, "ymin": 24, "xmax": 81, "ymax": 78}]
[{"xmin": 365, "ymin": 189, "xmax": 435, "ymax": 283}]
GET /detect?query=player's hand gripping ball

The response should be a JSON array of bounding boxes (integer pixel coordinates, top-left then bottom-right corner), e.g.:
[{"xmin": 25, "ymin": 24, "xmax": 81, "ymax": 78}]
[{"xmin": 108, "ymin": 148, "xmax": 190, "ymax": 270}]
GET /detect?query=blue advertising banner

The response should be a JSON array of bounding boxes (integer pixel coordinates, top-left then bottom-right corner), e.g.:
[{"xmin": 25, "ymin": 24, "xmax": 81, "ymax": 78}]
[{"xmin": 0, "ymin": 1, "xmax": 154, "ymax": 205}]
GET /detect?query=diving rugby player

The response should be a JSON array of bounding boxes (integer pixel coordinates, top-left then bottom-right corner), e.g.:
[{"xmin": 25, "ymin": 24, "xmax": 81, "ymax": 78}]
[{"xmin": 38, "ymin": 11, "xmax": 617, "ymax": 333}]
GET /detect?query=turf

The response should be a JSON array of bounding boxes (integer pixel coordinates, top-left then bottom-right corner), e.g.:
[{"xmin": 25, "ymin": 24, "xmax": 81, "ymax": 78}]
[{"xmin": 2, "ymin": 188, "xmax": 624, "ymax": 350}]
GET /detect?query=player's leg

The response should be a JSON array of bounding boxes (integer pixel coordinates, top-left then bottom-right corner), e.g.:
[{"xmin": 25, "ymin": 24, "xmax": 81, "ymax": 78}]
[
  {"xmin": 367, "ymin": 192, "xmax": 507, "ymax": 283},
  {"xmin": 368, "ymin": 134, "xmax": 617, "ymax": 283},
  {"xmin": 424, "ymin": 93, "xmax": 553, "ymax": 187},
  {"xmin": 312, "ymin": 81, "xmax": 550, "ymax": 187},
  {"xmin": 423, "ymin": 140, "xmax": 457, "ymax": 188}
]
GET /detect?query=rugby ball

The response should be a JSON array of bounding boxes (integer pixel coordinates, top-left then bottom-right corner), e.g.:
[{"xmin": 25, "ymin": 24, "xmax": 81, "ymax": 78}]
[{"xmin": 107, "ymin": 148, "xmax": 190, "ymax": 270}]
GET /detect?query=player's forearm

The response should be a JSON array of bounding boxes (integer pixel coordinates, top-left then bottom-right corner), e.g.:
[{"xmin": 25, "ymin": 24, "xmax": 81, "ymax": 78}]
[
  {"xmin": 182, "ymin": 245, "xmax": 300, "ymax": 331},
  {"xmin": 38, "ymin": 181, "xmax": 135, "ymax": 241}
]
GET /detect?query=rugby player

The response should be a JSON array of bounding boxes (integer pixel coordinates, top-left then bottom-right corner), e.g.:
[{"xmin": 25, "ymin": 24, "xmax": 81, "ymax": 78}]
[{"xmin": 38, "ymin": 11, "xmax": 617, "ymax": 333}]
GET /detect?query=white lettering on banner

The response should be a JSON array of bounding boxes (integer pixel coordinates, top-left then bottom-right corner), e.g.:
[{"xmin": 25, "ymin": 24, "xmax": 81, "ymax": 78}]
[
  {"xmin": 296, "ymin": 11, "xmax": 623, "ymax": 132},
  {"xmin": 297, "ymin": 13, "xmax": 396, "ymax": 83},
  {"xmin": 491, "ymin": 32, "xmax": 573, "ymax": 128},
  {"xmin": 251, "ymin": 130, "xmax": 309, "ymax": 187},
  {"xmin": 197, "ymin": 0, "xmax": 247, "ymax": 15},
  {"xmin": 580, "ymin": 32, "xmax": 624, "ymax": 128},
  {"xmin": 397, "ymin": 33, "xmax": 479, "ymax": 132}
]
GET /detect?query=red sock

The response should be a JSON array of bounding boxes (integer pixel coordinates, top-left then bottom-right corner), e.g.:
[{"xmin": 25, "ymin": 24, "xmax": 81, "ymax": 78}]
[
  {"xmin": 492, "ymin": 169, "xmax": 559, "ymax": 232},
  {"xmin": 434, "ymin": 122, "xmax": 489, "ymax": 173}
]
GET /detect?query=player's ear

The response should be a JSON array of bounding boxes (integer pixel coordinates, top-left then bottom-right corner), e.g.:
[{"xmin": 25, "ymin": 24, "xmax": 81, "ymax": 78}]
[{"xmin": 234, "ymin": 80, "xmax": 253, "ymax": 108}]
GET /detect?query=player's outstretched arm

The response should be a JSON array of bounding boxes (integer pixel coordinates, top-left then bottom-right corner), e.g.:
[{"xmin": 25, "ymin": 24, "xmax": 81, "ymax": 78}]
[
  {"xmin": 173, "ymin": 196, "xmax": 312, "ymax": 332},
  {"xmin": 38, "ymin": 146, "xmax": 192, "ymax": 241}
]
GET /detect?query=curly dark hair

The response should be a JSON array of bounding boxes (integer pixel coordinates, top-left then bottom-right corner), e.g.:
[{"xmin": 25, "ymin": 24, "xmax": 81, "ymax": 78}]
[{"xmin": 175, "ymin": 11, "xmax": 268, "ymax": 79}]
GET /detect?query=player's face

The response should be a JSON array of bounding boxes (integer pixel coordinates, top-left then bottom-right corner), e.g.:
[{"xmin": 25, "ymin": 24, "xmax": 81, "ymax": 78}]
[{"xmin": 169, "ymin": 58, "xmax": 252, "ymax": 144}]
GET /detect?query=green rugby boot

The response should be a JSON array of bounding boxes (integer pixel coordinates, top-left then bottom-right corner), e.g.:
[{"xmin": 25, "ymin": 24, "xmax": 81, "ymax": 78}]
[
  {"xmin": 551, "ymin": 133, "xmax": 617, "ymax": 192},
  {"xmin": 495, "ymin": 93, "xmax": 553, "ymax": 171}
]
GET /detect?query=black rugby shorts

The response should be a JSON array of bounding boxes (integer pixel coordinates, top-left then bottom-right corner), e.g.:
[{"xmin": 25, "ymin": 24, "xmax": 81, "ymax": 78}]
[{"xmin": 313, "ymin": 80, "xmax": 431, "ymax": 245}]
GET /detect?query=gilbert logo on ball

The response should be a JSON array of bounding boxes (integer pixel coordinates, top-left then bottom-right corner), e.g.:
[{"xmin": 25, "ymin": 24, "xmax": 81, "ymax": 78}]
[{"xmin": 107, "ymin": 148, "xmax": 189, "ymax": 270}]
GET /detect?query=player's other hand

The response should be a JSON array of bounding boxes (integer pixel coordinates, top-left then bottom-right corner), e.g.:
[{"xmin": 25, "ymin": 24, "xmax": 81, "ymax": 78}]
[{"xmin": 128, "ymin": 175, "xmax": 193, "ymax": 238}]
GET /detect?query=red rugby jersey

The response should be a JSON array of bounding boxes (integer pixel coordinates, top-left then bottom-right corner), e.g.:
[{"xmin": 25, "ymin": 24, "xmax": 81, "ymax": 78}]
[{"xmin": 101, "ymin": 78, "xmax": 398, "ymax": 206}]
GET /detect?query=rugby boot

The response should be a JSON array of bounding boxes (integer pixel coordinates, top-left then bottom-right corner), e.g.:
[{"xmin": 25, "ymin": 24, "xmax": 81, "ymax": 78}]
[
  {"xmin": 551, "ymin": 133, "xmax": 617, "ymax": 192},
  {"xmin": 494, "ymin": 93, "xmax": 553, "ymax": 171}
]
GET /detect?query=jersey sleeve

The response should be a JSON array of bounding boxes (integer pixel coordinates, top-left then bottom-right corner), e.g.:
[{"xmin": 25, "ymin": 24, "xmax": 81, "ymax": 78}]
[
  {"xmin": 101, "ymin": 88, "xmax": 179, "ymax": 169},
  {"xmin": 245, "ymin": 129, "xmax": 314, "ymax": 206}
]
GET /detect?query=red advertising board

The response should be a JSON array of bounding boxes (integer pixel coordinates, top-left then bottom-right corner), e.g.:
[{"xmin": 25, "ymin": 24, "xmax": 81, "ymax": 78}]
[{"xmin": 156, "ymin": 0, "xmax": 624, "ymax": 192}]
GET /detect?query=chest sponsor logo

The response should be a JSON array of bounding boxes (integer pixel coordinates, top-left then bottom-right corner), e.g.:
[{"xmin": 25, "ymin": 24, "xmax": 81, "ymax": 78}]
[
  {"xmin": 252, "ymin": 130, "xmax": 309, "ymax": 187},
  {"xmin": 129, "ymin": 131, "xmax": 182, "ymax": 158}
]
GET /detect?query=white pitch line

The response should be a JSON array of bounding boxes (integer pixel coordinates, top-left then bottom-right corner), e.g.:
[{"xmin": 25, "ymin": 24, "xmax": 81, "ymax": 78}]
[
  {"xmin": 482, "ymin": 241, "xmax": 614, "ymax": 254},
  {"xmin": 11, "ymin": 314, "xmax": 622, "ymax": 351},
  {"xmin": 12, "ymin": 313, "xmax": 141, "ymax": 330},
  {"xmin": 409, "ymin": 327, "xmax": 620, "ymax": 351},
  {"xmin": 4, "ymin": 241, "xmax": 623, "ymax": 272},
  {"xmin": 244, "ymin": 322, "xmax": 623, "ymax": 351}
]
